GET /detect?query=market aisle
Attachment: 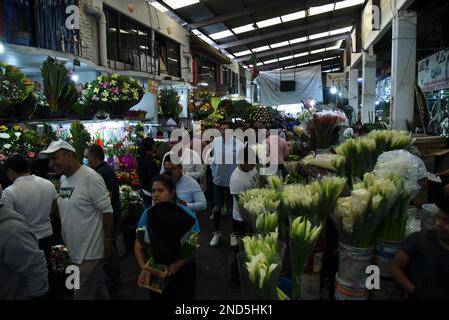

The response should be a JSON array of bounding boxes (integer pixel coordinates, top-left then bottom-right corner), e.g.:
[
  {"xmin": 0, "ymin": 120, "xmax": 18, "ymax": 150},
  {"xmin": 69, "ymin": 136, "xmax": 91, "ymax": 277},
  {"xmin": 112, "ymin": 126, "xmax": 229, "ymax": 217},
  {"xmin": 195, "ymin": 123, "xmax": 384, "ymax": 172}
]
[{"xmin": 115, "ymin": 208, "xmax": 242, "ymax": 300}]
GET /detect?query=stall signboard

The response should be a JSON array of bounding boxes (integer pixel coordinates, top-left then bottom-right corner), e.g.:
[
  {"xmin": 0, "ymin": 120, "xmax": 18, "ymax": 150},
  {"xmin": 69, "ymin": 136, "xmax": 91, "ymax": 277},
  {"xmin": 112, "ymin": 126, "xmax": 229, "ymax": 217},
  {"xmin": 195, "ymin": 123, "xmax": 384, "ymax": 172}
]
[
  {"xmin": 326, "ymin": 73, "xmax": 347, "ymax": 88},
  {"xmin": 418, "ymin": 47, "xmax": 449, "ymax": 92}
]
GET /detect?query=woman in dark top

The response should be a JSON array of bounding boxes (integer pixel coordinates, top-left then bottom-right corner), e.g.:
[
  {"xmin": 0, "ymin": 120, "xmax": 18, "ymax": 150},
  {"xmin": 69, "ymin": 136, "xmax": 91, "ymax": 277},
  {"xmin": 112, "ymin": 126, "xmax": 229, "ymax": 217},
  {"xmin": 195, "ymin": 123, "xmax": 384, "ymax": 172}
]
[{"xmin": 137, "ymin": 137, "xmax": 160, "ymax": 209}]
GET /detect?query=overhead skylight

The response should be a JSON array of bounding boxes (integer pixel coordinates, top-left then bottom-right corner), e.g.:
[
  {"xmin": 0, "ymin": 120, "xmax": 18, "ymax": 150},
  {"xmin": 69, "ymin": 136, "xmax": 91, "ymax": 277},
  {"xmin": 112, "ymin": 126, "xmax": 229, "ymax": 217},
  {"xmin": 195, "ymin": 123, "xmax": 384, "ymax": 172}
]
[
  {"xmin": 192, "ymin": 29, "xmax": 202, "ymax": 35},
  {"xmin": 248, "ymin": 64, "xmax": 254, "ymax": 68},
  {"xmin": 335, "ymin": 0, "xmax": 365, "ymax": 10},
  {"xmin": 329, "ymin": 26, "xmax": 352, "ymax": 35},
  {"xmin": 256, "ymin": 17, "xmax": 282, "ymax": 28},
  {"xmin": 311, "ymin": 48, "xmax": 326, "ymax": 54},
  {"xmin": 252, "ymin": 45, "xmax": 271, "ymax": 52},
  {"xmin": 323, "ymin": 56, "xmax": 338, "ymax": 61},
  {"xmin": 294, "ymin": 52, "xmax": 309, "ymax": 58},
  {"xmin": 256, "ymin": 62, "xmax": 265, "ymax": 66},
  {"xmin": 210, "ymin": 30, "xmax": 234, "ymax": 40},
  {"xmin": 234, "ymin": 50, "xmax": 252, "ymax": 57},
  {"xmin": 148, "ymin": 1, "xmax": 169, "ymax": 13},
  {"xmin": 281, "ymin": 10, "xmax": 306, "ymax": 23},
  {"xmin": 278, "ymin": 55, "xmax": 294, "ymax": 61},
  {"xmin": 264, "ymin": 58, "xmax": 279, "ymax": 64},
  {"xmin": 309, "ymin": 31, "xmax": 330, "ymax": 40},
  {"xmin": 285, "ymin": 65, "xmax": 296, "ymax": 69},
  {"xmin": 308, "ymin": 3, "xmax": 335, "ymax": 16},
  {"xmin": 310, "ymin": 59, "xmax": 323, "ymax": 64},
  {"xmin": 270, "ymin": 41, "xmax": 289, "ymax": 48},
  {"xmin": 297, "ymin": 62, "xmax": 309, "ymax": 67},
  {"xmin": 289, "ymin": 36, "xmax": 308, "ymax": 44},
  {"xmin": 162, "ymin": 0, "xmax": 199, "ymax": 10},
  {"xmin": 232, "ymin": 24, "xmax": 256, "ymax": 34},
  {"xmin": 198, "ymin": 34, "xmax": 217, "ymax": 46}
]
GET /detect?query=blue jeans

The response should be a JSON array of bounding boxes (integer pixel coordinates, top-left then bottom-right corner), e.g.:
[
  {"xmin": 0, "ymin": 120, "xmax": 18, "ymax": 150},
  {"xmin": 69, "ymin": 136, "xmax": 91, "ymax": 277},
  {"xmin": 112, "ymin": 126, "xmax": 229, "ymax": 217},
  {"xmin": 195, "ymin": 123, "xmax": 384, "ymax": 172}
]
[{"xmin": 212, "ymin": 184, "xmax": 236, "ymax": 232}]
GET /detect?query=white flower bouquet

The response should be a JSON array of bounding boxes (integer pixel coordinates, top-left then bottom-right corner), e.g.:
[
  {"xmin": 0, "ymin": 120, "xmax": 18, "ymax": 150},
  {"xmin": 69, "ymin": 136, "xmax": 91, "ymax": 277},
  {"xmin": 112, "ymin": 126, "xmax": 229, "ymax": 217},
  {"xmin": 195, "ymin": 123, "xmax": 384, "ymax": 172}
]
[
  {"xmin": 289, "ymin": 216, "xmax": 323, "ymax": 299},
  {"xmin": 239, "ymin": 233, "xmax": 285, "ymax": 299}
]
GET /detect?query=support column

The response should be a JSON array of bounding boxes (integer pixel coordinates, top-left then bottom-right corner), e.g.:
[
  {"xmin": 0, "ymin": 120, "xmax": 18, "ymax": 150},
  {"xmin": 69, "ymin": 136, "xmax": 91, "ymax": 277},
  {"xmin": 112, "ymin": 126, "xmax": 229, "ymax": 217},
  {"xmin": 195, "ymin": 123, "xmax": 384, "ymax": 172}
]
[
  {"xmin": 349, "ymin": 68, "xmax": 359, "ymax": 124},
  {"xmin": 361, "ymin": 52, "xmax": 376, "ymax": 124},
  {"xmin": 390, "ymin": 11, "xmax": 417, "ymax": 130}
]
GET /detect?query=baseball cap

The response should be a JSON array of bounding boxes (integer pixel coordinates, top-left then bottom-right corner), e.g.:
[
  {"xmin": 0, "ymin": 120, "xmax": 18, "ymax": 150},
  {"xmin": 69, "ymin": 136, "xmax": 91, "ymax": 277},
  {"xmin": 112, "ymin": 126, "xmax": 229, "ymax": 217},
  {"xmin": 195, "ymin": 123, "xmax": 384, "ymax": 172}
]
[{"xmin": 39, "ymin": 140, "xmax": 76, "ymax": 158}]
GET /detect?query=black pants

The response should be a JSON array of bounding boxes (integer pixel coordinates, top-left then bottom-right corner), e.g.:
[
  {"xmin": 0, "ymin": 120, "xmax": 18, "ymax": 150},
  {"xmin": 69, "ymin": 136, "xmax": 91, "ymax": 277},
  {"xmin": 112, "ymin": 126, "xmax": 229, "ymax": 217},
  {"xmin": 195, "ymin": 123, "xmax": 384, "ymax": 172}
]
[
  {"xmin": 230, "ymin": 220, "xmax": 252, "ymax": 284},
  {"xmin": 149, "ymin": 260, "xmax": 196, "ymax": 300},
  {"xmin": 38, "ymin": 235, "xmax": 55, "ymax": 295},
  {"xmin": 213, "ymin": 184, "xmax": 236, "ymax": 232}
]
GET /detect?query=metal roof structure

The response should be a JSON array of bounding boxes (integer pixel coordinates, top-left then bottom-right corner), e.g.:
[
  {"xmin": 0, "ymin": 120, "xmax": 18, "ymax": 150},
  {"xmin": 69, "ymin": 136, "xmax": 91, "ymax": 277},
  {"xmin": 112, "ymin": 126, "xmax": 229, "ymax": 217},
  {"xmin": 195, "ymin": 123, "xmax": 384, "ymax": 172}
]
[{"xmin": 148, "ymin": 0, "xmax": 365, "ymax": 72}]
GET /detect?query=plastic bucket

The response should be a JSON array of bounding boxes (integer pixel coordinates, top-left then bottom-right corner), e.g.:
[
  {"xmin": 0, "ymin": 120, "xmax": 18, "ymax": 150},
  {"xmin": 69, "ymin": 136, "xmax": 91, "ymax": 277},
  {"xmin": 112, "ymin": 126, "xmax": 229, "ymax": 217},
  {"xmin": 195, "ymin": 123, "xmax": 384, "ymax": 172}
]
[
  {"xmin": 301, "ymin": 273, "xmax": 321, "ymax": 300},
  {"xmin": 338, "ymin": 242, "xmax": 373, "ymax": 286},
  {"xmin": 370, "ymin": 277, "xmax": 403, "ymax": 300},
  {"xmin": 373, "ymin": 239, "xmax": 402, "ymax": 278},
  {"xmin": 334, "ymin": 273, "xmax": 369, "ymax": 300}
]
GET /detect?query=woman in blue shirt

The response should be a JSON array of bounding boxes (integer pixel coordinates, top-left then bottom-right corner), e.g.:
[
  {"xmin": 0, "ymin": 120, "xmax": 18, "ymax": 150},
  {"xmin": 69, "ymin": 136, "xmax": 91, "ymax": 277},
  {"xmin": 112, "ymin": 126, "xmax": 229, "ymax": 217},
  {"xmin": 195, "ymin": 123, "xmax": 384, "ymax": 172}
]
[{"xmin": 134, "ymin": 175, "xmax": 200, "ymax": 300}]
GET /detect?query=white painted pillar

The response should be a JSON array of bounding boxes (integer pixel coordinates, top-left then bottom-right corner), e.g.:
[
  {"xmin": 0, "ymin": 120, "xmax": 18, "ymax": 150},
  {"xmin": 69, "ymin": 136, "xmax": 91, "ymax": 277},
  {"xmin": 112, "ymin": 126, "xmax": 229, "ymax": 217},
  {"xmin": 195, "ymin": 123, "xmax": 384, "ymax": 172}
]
[
  {"xmin": 390, "ymin": 11, "xmax": 417, "ymax": 130},
  {"xmin": 349, "ymin": 68, "xmax": 359, "ymax": 124},
  {"xmin": 361, "ymin": 52, "xmax": 377, "ymax": 124}
]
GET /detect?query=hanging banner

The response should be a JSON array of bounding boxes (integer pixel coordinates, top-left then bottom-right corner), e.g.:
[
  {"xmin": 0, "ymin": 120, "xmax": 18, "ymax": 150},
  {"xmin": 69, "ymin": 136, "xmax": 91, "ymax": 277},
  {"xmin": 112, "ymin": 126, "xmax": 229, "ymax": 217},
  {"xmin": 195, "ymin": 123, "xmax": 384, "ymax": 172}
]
[
  {"xmin": 417, "ymin": 47, "xmax": 449, "ymax": 92},
  {"xmin": 255, "ymin": 65, "xmax": 323, "ymax": 105}
]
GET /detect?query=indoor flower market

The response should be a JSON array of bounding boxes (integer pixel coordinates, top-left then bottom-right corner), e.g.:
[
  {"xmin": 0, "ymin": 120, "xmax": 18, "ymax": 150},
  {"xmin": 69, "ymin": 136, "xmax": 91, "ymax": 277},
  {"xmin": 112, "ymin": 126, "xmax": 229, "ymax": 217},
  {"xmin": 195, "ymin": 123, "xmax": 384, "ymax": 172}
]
[{"xmin": 1, "ymin": 0, "xmax": 449, "ymax": 306}]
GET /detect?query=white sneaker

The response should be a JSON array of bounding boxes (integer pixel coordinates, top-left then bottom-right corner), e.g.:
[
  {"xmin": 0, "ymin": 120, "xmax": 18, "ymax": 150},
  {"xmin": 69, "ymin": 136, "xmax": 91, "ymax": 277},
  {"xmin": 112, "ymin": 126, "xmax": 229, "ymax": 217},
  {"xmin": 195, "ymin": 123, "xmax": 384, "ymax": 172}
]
[
  {"xmin": 209, "ymin": 212, "xmax": 214, "ymax": 220},
  {"xmin": 210, "ymin": 232, "xmax": 221, "ymax": 247},
  {"xmin": 230, "ymin": 234, "xmax": 238, "ymax": 247}
]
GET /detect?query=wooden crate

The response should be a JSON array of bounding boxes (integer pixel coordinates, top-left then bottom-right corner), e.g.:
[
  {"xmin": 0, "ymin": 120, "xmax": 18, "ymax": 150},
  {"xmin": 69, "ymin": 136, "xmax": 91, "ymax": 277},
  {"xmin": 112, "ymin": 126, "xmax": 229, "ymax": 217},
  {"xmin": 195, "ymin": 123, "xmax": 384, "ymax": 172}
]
[{"xmin": 138, "ymin": 262, "xmax": 170, "ymax": 294}]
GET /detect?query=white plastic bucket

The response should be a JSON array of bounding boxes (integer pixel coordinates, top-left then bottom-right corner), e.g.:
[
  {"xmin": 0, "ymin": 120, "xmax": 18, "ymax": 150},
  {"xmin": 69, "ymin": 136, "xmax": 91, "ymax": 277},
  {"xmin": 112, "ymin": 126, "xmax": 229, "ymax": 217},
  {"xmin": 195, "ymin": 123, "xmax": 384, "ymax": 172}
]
[{"xmin": 338, "ymin": 242, "xmax": 373, "ymax": 286}]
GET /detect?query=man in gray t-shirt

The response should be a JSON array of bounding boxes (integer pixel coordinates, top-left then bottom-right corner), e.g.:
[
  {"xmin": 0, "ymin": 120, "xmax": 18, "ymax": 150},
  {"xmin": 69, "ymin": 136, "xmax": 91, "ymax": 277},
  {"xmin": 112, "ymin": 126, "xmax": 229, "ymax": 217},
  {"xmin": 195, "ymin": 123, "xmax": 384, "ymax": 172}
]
[
  {"xmin": 41, "ymin": 140, "xmax": 114, "ymax": 300},
  {"xmin": 390, "ymin": 198, "xmax": 449, "ymax": 300}
]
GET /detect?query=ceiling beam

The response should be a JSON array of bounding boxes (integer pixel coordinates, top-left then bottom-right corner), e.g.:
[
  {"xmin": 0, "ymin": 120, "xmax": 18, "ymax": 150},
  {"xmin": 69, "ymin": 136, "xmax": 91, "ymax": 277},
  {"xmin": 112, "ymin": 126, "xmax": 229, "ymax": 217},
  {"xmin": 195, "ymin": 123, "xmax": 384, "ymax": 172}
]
[
  {"xmin": 257, "ymin": 51, "xmax": 342, "ymax": 71},
  {"xmin": 236, "ymin": 34, "xmax": 348, "ymax": 62},
  {"xmin": 217, "ymin": 14, "xmax": 357, "ymax": 50},
  {"xmin": 186, "ymin": 0, "xmax": 293, "ymax": 29}
]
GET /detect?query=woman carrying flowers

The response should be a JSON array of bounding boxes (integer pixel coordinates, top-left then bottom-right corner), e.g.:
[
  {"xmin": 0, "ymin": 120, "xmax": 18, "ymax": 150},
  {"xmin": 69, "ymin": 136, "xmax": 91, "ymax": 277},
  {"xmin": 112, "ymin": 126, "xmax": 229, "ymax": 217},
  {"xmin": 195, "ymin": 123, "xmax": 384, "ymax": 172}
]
[{"xmin": 134, "ymin": 175, "xmax": 200, "ymax": 300}]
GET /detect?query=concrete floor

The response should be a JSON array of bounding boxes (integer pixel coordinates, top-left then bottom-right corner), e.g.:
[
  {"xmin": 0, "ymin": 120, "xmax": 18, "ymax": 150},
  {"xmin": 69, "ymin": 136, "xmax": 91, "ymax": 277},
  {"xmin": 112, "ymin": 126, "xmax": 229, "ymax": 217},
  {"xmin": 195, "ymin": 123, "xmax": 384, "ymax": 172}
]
[{"xmin": 114, "ymin": 209, "xmax": 243, "ymax": 300}]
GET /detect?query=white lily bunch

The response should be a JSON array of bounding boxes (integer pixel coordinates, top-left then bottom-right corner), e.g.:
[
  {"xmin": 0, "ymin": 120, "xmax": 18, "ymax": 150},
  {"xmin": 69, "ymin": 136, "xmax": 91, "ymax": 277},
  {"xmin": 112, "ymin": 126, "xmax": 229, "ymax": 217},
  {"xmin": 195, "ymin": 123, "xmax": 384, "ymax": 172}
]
[
  {"xmin": 256, "ymin": 212, "xmax": 278, "ymax": 234},
  {"xmin": 289, "ymin": 215, "xmax": 323, "ymax": 299}
]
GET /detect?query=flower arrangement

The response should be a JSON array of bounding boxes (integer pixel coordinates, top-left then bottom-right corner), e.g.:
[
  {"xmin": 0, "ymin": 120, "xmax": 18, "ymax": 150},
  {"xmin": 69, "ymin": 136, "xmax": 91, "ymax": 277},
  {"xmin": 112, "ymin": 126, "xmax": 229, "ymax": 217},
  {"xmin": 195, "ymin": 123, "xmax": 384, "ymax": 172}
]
[
  {"xmin": 79, "ymin": 74, "xmax": 144, "ymax": 117},
  {"xmin": 69, "ymin": 121, "xmax": 91, "ymax": 163},
  {"xmin": 367, "ymin": 130, "xmax": 413, "ymax": 160},
  {"xmin": 290, "ymin": 216, "xmax": 322, "ymax": 299},
  {"xmin": 158, "ymin": 87, "xmax": 182, "ymax": 118},
  {"xmin": 116, "ymin": 170, "xmax": 140, "ymax": 188},
  {"xmin": 239, "ymin": 188, "xmax": 281, "ymax": 228},
  {"xmin": 189, "ymin": 101, "xmax": 214, "ymax": 120},
  {"xmin": 189, "ymin": 87, "xmax": 214, "ymax": 120},
  {"xmin": 282, "ymin": 176, "xmax": 346, "ymax": 225},
  {"xmin": 240, "ymin": 232, "xmax": 283, "ymax": 299},
  {"xmin": 248, "ymin": 106, "xmax": 275, "ymax": 125},
  {"xmin": 304, "ymin": 110, "xmax": 348, "ymax": 150},
  {"xmin": 0, "ymin": 124, "xmax": 45, "ymax": 161},
  {"xmin": 120, "ymin": 185, "xmax": 144, "ymax": 222},
  {"xmin": 255, "ymin": 212, "xmax": 278, "ymax": 235},
  {"xmin": 40, "ymin": 57, "xmax": 80, "ymax": 115},
  {"xmin": 0, "ymin": 62, "xmax": 34, "ymax": 110},
  {"xmin": 332, "ymin": 173, "xmax": 401, "ymax": 248}
]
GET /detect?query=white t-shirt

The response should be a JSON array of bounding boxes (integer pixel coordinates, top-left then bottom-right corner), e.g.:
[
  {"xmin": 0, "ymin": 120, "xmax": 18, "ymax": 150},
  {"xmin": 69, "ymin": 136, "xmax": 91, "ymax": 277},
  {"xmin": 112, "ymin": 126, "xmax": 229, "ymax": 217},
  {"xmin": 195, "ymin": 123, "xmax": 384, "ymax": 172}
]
[
  {"xmin": 1, "ymin": 175, "xmax": 58, "ymax": 240},
  {"xmin": 229, "ymin": 167, "xmax": 259, "ymax": 221},
  {"xmin": 58, "ymin": 165, "xmax": 113, "ymax": 264}
]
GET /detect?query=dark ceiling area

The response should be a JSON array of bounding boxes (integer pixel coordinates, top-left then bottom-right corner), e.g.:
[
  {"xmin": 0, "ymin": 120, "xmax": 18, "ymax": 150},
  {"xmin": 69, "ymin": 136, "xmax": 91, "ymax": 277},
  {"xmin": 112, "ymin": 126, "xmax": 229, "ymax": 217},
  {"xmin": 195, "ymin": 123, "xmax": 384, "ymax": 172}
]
[{"xmin": 155, "ymin": 0, "xmax": 365, "ymax": 72}]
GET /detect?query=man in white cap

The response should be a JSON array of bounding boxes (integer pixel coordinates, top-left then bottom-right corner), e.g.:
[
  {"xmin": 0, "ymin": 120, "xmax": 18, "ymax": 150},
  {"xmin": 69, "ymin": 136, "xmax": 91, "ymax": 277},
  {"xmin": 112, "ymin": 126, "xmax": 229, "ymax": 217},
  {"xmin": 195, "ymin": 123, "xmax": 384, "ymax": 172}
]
[{"xmin": 40, "ymin": 140, "xmax": 113, "ymax": 300}]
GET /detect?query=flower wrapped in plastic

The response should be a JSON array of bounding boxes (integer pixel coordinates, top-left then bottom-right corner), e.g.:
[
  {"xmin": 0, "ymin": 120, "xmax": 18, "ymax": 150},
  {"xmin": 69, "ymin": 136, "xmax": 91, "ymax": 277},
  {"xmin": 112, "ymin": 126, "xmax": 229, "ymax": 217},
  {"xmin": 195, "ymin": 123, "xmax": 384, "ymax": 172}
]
[
  {"xmin": 372, "ymin": 150, "xmax": 427, "ymax": 241},
  {"xmin": 239, "ymin": 233, "xmax": 285, "ymax": 300}
]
